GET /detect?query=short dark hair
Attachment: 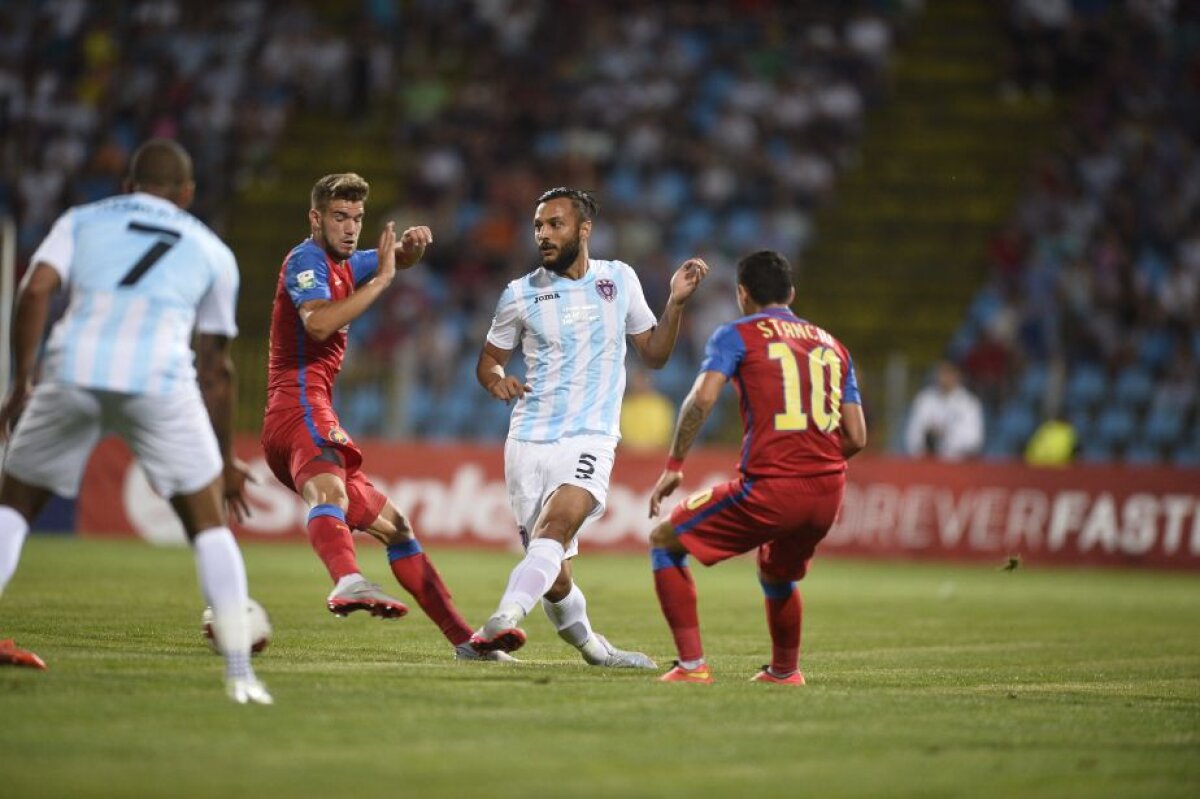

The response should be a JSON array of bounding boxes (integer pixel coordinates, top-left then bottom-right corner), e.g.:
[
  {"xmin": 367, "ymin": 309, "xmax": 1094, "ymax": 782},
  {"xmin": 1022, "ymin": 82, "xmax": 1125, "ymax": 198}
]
[
  {"xmin": 536, "ymin": 187, "xmax": 598, "ymax": 223},
  {"xmin": 128, "ymin": 139, "xmax": 193, "ymax": 190},
  {"xmin": 737, "ymin": 250, "xmax": 794, "ymax": 306},
  {"xmin": 311, "ymin": 173, "xmax": 370, "ymax": 211}
]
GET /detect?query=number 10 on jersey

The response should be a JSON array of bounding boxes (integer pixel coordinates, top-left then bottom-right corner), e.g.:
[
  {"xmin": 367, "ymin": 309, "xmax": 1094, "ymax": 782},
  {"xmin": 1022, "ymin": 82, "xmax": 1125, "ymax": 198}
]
[{"xmin": 768, "ymin": 343, "xmax": 843, "ymax": 433}]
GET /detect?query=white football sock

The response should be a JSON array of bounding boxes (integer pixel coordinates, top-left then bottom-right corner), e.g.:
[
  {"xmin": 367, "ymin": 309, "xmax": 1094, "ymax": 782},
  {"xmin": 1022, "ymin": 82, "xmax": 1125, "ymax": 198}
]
[
  {"xmin": 542, "ymin": 583, "xmax": 607, "ymax": 662},
  {"xmin": 193, "ymin": 527, "xmax": 253, "ymax": 681},
  {"xmin": 0, "ymin": 506, "xmax": 30, "ymax": 598},
  {"xmin": 497, "ymin": 538, "xmax": 566, "ymax": 620}
]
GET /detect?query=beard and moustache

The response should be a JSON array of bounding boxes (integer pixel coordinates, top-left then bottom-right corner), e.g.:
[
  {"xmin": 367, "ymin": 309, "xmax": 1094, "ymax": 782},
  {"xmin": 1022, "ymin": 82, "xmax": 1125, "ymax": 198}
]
[{"xmin": 540, "ymin": 232, "xmax": 582, "ymax": 274}]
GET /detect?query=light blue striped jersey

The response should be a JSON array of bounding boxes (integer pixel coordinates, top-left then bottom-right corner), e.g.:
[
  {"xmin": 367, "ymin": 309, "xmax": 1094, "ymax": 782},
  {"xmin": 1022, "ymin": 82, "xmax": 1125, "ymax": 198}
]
[
  {"xmin": 30, "ymin": 192, "xmax": 239, "ymax": 395},
  {"xmin": 486, "ymin": 259, "xmax": 656, "ymax": 442}
]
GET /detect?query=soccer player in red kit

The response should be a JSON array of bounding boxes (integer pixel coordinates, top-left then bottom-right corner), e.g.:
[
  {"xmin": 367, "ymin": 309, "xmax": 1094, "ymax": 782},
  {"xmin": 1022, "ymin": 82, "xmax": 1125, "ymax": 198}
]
[
  {"xmin": 261, "ymin": 173, "xmax": 507, "ymax": 661},
  {"xmin": 646, "ymin": 250, "xmax": 868, "ymax": 684}
]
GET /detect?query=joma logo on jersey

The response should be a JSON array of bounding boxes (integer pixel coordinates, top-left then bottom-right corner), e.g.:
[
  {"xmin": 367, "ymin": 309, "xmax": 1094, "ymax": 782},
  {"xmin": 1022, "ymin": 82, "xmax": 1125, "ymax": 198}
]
[{"xmin": 533, "ymin": 292, "xmax": 561, "ymax": 304}]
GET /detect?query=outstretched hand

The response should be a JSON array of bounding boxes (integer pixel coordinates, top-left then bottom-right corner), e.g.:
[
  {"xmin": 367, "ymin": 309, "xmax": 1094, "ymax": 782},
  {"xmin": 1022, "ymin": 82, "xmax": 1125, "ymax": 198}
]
[
  {"xmin": 668, "ymin": 258, "xmax": 710, "ymax": 306},
  {"xmin": 648, "ymin": 469, "xmax": 683, "ymax": 518},
  {"xmin": 375, "ymin": 222, "xmax": 397, "ymax": 285},
  {"xmin": 223, "ymin": 457, "xmax": 258, "ymax": 524},
  {"xmin": 396, "ymin": 225, "xmax": 432, "ymax": 270}
]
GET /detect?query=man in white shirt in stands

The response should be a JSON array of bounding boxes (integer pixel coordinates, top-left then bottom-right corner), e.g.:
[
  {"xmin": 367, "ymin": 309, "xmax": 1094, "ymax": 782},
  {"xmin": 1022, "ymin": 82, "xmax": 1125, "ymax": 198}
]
[{"xmin": 904, "ymin": 361, "xmax": 984, "ymax": 461}]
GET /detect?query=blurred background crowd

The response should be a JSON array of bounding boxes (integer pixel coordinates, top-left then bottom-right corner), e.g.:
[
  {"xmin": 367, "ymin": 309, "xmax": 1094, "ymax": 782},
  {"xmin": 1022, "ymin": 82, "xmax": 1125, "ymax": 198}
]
[{"xmin": 1, "ymin": 0, "xmax": 1197, "ymax": 465}]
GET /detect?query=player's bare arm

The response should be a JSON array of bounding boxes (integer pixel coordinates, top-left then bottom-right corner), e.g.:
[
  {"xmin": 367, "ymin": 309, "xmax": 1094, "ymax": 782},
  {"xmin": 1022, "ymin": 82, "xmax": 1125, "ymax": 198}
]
[
  {"xmin": 0, "ymin": 263, "xmax": 61, "ymax": 440},
  {"xmin": 649, "ymin": 370, "xmax": 726, "ymax": 517},
  {"xmin": 299, "ymin": 222, "xmax": 397, "ymax": 341},
  {"xmin": 196, "ymin": 332, "xmax": 254, "ymax": 523},
  {"xmin": 476, "ymin": 341, "xmax": 532, "ymax": 403},
  {"xmin": 629, "ymin": 257, "xmax": 710, "ymax": 369},
  {"xmin": 840, "ymin": 402, "xmax": 868, "ymax": 459}
]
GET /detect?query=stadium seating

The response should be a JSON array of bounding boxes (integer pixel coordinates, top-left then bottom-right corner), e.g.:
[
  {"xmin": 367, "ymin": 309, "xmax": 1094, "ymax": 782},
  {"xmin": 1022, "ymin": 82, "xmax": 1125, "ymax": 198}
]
[
  {"xmin": 940, "ymin": 2, "xmax": 1200, "ymax": 465},
  {"xmin": 1113, "ymin": 368, "xmax": 1155, "ymax": 412},
  {"xmin": 1064, "ymin": 366, "xmax": 1107, "ymax": 411},
  {"xmin": 1093, "ymin": 407, "xmax": 1137, "ymax": 450}
]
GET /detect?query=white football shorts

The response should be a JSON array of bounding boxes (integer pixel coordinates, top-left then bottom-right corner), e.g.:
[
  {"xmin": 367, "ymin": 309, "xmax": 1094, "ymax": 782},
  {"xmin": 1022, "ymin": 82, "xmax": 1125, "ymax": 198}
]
[
  {"xmin": 3, "ymin": 382, "xmax": 222, "ymax": 499},
  {"xmin": 504, "ymin": 432, "xmax": 617, "ymax": 558}
]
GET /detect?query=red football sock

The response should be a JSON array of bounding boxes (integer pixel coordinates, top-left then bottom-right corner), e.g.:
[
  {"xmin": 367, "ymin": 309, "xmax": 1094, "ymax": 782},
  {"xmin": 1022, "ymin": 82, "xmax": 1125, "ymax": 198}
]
[
  {"xmin": 388, "ymin": 542, "xmax": 472, "ymax": 645},
  {"xmin": 652, "ymin": 551, "xmax": 703, "ymax": 662},
  {"xmin": 307, "ymin": 506, "xmax": 359, "ymax": 582},
  {"xmin": 764, "ymin": 586, "xmax": 802, "ymax": 675}
]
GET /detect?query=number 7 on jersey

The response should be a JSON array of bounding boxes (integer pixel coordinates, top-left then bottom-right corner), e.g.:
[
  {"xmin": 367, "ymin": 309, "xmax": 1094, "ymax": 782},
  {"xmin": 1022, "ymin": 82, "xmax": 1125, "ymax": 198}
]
[{"xmin": 120, "ymin": 221, "xmax": 181, "ymax": 286}]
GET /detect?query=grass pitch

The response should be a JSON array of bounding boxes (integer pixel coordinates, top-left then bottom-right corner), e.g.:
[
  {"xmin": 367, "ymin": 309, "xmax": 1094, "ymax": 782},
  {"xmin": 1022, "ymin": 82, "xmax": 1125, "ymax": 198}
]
[{"xmin": 2, "ymin": 537, "xmax": 1198, "ymax": 799}]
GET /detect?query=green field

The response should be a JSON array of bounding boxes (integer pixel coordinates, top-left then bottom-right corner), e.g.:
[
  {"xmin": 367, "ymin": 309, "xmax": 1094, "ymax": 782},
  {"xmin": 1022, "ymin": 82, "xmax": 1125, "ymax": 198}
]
[{"xmin": 2, "ymin": 537, "xmax": 1197, "ymax": 799}]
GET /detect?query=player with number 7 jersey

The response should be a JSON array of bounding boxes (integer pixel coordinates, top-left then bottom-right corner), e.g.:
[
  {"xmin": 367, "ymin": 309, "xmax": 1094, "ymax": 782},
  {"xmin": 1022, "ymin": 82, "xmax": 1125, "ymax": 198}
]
[
  {"xmin": 0, "ymin": 139, "xmax": 270, "ymax": 703},
  {"xmin": 646, "ymin": 250, "xmax": 868, "ymax": 686}
]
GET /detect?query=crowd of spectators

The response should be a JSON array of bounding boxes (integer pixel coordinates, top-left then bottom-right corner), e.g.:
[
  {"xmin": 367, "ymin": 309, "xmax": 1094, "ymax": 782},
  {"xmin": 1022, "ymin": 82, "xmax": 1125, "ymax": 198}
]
[
  {"xmin": 950, "ymin": 0, "xmax": 1200, "ymax": 465},
  {"xmin": 0, "ymin": 0, "xmax": 392, "ymax": 255},
  {"xmin": 341, "ymin": 0, "xmax": 910, "ymax": 439},
  {"xmin": 1, "ymin": 0, "xmax": 912, "ymax": 444}
]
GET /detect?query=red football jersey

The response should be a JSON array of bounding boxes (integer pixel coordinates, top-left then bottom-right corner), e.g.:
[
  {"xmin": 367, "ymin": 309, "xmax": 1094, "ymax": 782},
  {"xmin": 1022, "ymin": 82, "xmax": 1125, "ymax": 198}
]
[
  {"xmin": 265, "ymin": 239, "xmax": 378, "ymax": 415},
  {"xmin": 700, "ymin": 307, "xmax": 861, "ymax": 478}
]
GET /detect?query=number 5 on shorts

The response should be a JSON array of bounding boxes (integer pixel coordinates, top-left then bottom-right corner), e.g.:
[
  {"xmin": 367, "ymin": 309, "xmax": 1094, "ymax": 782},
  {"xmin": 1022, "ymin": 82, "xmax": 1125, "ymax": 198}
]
[{"xmin": 575, "ymin": 453, "xmax": 597, "ymax": 480}]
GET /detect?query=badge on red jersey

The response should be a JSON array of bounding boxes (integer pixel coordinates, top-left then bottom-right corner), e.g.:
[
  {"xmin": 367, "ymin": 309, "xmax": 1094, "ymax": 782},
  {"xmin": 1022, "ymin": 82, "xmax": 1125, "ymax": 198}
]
[{"xmin": 327, "ymin": 427, "xmax": 350, "ymax": 445}]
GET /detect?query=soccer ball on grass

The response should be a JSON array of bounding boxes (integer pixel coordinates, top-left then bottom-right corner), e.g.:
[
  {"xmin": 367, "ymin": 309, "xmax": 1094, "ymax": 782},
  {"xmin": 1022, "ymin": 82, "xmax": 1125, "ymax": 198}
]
[{"xmin": 201, "ymin": 598, "xmax": 272, "ymax": 655}]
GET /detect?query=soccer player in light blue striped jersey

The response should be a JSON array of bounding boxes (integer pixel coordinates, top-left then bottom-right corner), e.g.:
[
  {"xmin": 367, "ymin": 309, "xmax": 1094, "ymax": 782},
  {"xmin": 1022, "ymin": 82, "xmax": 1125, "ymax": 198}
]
[
  {"xmin": 0, "ymin": 139, "xmax": 270, "ymax": 704},
  {"xmin": 470, "ymin": 188, "xmax": 709, "ymax": 664}
]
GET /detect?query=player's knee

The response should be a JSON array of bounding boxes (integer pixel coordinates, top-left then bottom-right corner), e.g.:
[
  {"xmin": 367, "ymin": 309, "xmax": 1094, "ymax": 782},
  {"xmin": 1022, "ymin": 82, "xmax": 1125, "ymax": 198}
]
[
  {"xmin": 302, "ymin": 478, "xmax": 349, "ymax": 510},
  {"xmin": 759, "ymin": 560, "xmax": 808, "ymax": 584},
  {"xmin": 382, "ymin": 518, "xmax": 414, "ymax": 547},
  {"xmin": 531, "ymin": 516, "xmax": 577, "ymax": 546},
  {"xmin": 648, "ymin": 520, "xmax": 679, "ymax": 550}
]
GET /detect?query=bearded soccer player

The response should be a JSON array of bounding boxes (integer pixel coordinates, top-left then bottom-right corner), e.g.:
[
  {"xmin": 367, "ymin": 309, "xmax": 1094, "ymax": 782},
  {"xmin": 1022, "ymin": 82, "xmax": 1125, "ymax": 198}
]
[
  {"xmin": 647, "ymin": 250, "xmax": 867, "ymax": 685},
  {"xmin": 469, "ymin": 187, "xmax": 709, "ymax": 666},
  {"xmin": 261, "ymin": 173, "xmax": 506, "ymax": 661}
]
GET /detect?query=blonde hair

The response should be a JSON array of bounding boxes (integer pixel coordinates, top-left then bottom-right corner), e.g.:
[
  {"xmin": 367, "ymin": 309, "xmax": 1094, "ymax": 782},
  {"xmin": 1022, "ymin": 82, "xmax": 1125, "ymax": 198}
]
[{"xmin": 310, "ymin": 173, "xmax": 369, "ymax": 211}]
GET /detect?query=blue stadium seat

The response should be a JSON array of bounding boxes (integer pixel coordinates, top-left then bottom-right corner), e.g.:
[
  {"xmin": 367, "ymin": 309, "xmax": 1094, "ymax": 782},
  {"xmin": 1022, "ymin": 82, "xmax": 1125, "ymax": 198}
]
[
  {"xmin": 1094, "ymin": 407, "xmax": 1137, "ymax": 447},
  {"xmin": 1016, "ymin": 363, "xmax": 1049, "ymax": 406},
  {"xmin": 1068, "ymin": 409, "xmax": 1092, "ymax": 440},
  {"xmin": 983, "ymin": 434, "xmax": 1020, "ymax": 461},
  {"xmin": 1172, "ymin": 443, "xmax": 1200, "ymax": 468},
  {"xmin": 1124, "ymin": 442, "xmax": 1161, "ymax": 465},
  {"xmin": 1113, "ymin": 367, "xmax": 1155, "ymax": 410},
  {"xmin": 1078, "ymin": 439, "xmax": 1113, "ymax": 463},
  {"xmin": 1142, "ymin": 409, "xmax": 1186, "ymax": 448},
  {"xmin": 995, "ymin": 401, "xmax": 1038, "ymax": 448},
  {"xmin": 1137, "ymin": 327, "xmax": 1176, "ymax": 372},
  {"xmin": 471, "ymin": 395, "xmax": 514, "ymax": 441},
  {"xmin": 342, "ymin": 385, "xmax": 385, "ymax": 437},
  {"xmin": 442, "ymin": 391, "xmax": 478, "ymax": 439},
  {"xmin": 1064, "ymin": 364, "xmax": 1107, "ymax": 409}
]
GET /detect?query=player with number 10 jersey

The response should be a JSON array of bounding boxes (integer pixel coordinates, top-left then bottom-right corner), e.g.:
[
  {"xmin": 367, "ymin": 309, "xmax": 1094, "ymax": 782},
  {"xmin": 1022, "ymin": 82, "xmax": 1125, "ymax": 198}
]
[{"xmin": 647, "ymin": 250, "xmax": 868, "ymax": 685}]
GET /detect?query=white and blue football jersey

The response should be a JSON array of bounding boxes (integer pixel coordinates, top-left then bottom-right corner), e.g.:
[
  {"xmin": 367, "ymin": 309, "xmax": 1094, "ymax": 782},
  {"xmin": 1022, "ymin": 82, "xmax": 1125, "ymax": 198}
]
[
  {"xmin": 29, "ymin": 192, "xmax": 239, "ymax": 396},
  {"xmin": 486, "ymin": 259, "xmax": 656, "ymax": 442}
]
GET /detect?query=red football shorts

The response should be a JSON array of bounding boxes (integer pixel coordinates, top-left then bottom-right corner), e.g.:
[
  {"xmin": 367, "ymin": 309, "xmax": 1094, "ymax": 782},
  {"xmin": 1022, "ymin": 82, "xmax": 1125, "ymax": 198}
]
[
  {"xmin": 261, "ymin": 407, "xmax": 387, "ymax": 531},
  {"xmin": 668, "ymin": 472, "xmax": 845, "ymax": 582}
]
